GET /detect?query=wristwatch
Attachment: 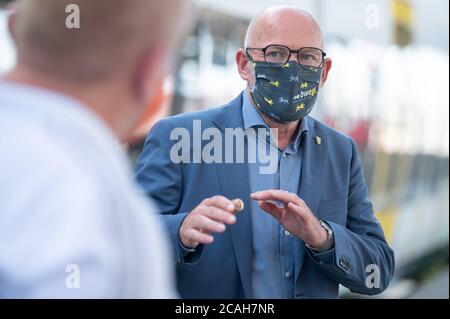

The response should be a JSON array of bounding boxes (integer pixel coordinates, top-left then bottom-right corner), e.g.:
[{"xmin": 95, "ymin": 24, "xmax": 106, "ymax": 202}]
[{"xmin": 306, "ymin": 220, "xmax": 334, "ymax": 253}]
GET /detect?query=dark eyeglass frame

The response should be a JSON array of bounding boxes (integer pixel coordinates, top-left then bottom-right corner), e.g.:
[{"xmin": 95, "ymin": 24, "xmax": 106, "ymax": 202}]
[{"xmin": 245, "ymin": 44, "xmax": 327, "ymax": 69}]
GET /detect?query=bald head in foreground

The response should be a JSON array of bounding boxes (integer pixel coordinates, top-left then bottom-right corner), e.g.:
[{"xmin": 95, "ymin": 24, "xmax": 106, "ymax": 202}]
[
  {"xmin": 135, "ymin": 4, "xmax": 394, "ymax": 299},
  {"xmin": 0, "ymin": 0, "xmax": 189, "ymax": 297},
  {"xmin": 8, "ymin": 0, "xmax": 188, "ymax": 141}
]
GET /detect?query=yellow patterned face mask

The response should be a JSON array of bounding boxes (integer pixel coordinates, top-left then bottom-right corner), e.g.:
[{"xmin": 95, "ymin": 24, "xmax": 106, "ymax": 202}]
[{"xmin": 249, "ymin": 61, "xmax": 322, "ymax": 123}]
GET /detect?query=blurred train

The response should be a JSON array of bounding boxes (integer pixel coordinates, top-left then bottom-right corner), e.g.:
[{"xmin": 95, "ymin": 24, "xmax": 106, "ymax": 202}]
[{"xmin": 1, "ymin": 1, "xmax": 448, "ymax": 297}]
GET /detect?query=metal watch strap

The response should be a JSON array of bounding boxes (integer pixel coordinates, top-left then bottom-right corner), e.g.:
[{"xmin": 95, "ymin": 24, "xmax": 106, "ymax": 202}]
[{"xmin": 306, "ymin": 220, "xmax": 334, "ymax": 253}]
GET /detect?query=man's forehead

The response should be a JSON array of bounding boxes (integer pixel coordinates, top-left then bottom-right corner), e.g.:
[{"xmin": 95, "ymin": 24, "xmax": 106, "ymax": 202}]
[
  {"xmin": 253, "ymin": 26, "xmax": 323, "ymax": 50},
  {"xmin": 246, "ymin": 7, "xmax": 323, "ymax": 49}
]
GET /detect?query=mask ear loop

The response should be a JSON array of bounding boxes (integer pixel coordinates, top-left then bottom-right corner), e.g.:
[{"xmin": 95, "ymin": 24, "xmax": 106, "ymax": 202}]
[
  {"xmin": 244, "ymin": 48, "xmax": 256, "ymax": 63},
  {"xmin": 245, "ymin": 48, "xmax": 259, "ymax": 97}
]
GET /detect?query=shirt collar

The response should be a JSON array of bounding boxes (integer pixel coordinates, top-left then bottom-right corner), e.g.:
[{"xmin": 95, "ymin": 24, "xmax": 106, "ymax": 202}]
[
  {"xmin": 242, "ymin": 90, "xmax": 309, "ymax": 151},
  {"xmin": 242, "ymin": 90, "xmax": 269, "ymax": 130}
]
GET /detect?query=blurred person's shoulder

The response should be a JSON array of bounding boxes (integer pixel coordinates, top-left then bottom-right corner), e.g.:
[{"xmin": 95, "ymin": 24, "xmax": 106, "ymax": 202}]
[
  {"xmin": 0, "ymin": 81, "xmax": 119, "ymax": 211},
  {"xmin": 0, "ymin": 111, "xmax": 83, "ymax": 174},
  {"xmin": 0, "ymin": 109, "xmax": 107, "ymax": 206}
]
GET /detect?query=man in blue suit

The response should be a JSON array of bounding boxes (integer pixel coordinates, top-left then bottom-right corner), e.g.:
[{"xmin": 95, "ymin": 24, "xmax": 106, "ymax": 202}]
[{"xmin": 135, "ymin": 5, "xmax": 395, "ymax": 299}]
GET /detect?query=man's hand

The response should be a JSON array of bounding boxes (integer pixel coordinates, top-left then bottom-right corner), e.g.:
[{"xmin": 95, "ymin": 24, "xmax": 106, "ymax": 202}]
[
  {"xmin": 179, "ymin": 196, "xmax": 242, "ymax": 249},
  {"xmin": 251, "ymin": 190, "xmax": 328, "ymax": 249}
]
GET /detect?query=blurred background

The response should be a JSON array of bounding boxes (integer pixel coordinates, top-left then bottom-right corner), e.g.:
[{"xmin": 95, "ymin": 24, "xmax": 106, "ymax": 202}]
[{"xmin": 1, "ymin": 0, "xmax": 448, "ymax": 299}]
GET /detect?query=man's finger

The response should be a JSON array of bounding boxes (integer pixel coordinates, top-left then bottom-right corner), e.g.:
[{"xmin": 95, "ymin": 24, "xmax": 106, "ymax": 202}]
[
  {"xmin": 251, "ymin": 190, "xmax": 302, "ymax": 206},
  {"xmin": 287, "ymin": 202, "xmax": 308, "ymax": 220},
  {"xmin": 205, "ymin": 195, "xmax": 236, "ymax": 212},
  {"xmin": 186, "ymin": 229, "xmax": 214, "ymax": 245},
  {"xmin": 202, "ymin": 206, "xmax": 237, "ymax": 224},
  {"xmin": 258, "ymin": 201, "xmax": 284, "ymax": 220},
  {"xmin": 196, "ymin": 215, "xmax": 226, "ymax": 233}
]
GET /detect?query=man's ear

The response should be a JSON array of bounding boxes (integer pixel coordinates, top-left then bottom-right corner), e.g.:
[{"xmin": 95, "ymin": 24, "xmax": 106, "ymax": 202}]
[
  {"xmin": 7, "ymin": 9, "xmax": 17, "ymax": 43},
  {"xmin": 126, "ymin": 47, "xmax": 168, "ymax": 143},
  {"xmin": 134, "ymin": 46, "xmax": 168, "ymax": 113},
  {"xmin": 128, "ymin": 76, "xmax": 173, "ymax": 144},
  {"xmin": 319, "ymin": 58, "xmax": 332, "ymax": 87},
  {"xmin": 236, "ymin": 48, "xmax": 252, "ymax": 81}
]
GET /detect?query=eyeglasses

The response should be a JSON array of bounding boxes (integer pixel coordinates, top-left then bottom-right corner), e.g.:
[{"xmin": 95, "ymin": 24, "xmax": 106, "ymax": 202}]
[{"xmin": 246, "ymin": 44, "xmax": 326, "ymax": 68}]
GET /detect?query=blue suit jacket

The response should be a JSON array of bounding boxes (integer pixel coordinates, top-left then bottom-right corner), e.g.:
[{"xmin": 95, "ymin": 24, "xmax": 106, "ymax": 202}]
[{"xmin": 135, "ymin": 93, "xmax": 395, "ymax": 299}]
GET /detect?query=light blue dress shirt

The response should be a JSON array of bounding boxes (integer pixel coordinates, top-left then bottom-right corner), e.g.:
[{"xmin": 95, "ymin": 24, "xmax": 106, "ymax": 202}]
[{"xmin": 242, "ymin": 92, "xmax": 309, "ymax": 299}]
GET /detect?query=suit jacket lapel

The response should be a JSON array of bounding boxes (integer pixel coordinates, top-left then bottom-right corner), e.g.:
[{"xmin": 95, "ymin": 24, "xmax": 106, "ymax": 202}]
[
  {"xmin": 295, "ymin": 117, "xmax": 328, "ymax": 281},
  {"xmin": 298, "ymin": 118, "xmax": 328, "ymax": 217},
  {"xmin": 213, "ymin": 93, "xmax": 254, "ymax": 298}
]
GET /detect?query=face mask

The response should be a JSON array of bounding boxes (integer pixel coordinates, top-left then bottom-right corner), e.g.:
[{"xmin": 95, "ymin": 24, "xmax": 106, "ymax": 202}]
[{"xmin": 249, "ymin": 61, "xmax": 322, "ymax": 123}]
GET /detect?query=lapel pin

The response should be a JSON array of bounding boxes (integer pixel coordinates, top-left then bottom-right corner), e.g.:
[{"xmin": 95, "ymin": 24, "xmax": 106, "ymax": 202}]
[{"xmin": 315, "ymin": 136, "xmax": 322, "ymax": 145}]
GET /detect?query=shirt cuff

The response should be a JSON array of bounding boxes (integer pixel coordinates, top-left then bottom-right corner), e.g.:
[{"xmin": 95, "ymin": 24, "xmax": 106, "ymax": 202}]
[
  {"xmin": 178, "ymin": 237, "xmax": 204, "ymax": 264},
  {"xmin": 307, "ymin": 237, "xmax": 335, "ymax": 253},
  {"xmin": 179, "ymin": 239, "xmax": 197, "ymax": 256},
  {"xmin": 176, "ymin": 213, "xmax": 204, "ymax": 264},
  {"xmin": 308, "ymin": 246, "xmax": 336, "ymax": 264}
]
